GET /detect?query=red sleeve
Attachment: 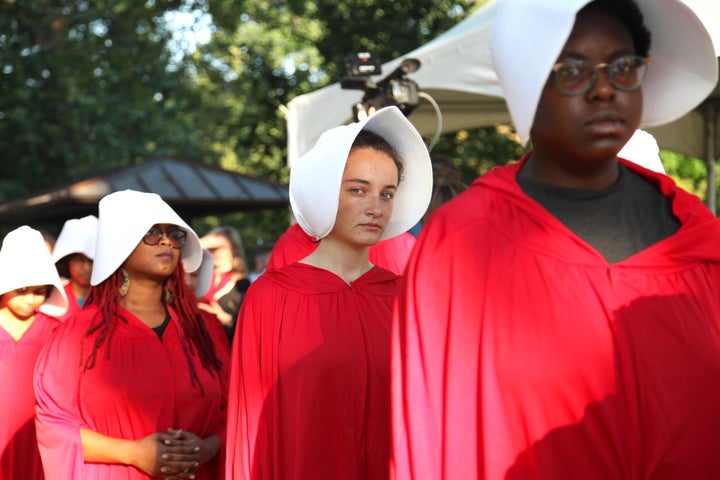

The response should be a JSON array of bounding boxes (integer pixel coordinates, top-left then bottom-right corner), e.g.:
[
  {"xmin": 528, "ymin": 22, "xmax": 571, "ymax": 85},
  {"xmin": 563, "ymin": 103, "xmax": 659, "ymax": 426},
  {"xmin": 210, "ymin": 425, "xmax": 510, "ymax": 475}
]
[
  {"xmin": 226, "ymin": 279, "xmax": 280, "ymax": 480},
  {"xmin": 34, "ymin": 318, "xmax": 88, "ymax": 479}
]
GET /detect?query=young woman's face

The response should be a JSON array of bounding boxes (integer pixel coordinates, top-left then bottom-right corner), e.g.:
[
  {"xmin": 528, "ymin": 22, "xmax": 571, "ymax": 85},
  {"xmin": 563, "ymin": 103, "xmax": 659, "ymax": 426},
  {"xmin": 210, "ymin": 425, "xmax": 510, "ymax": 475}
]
[
  {"xmin": 67, "ymin": 253, "xmax": 93, "ymax": 288},
  {"xmin": 123, "ymin": 223, "xmax": 181, "ymax": 283},
  {"xmin": 531, "ymin": 10, "xmax": 643, "ymax": 169},
  {"xmin": 1, "ymin": 285, "xmax": 49, "ymax": 320},
  {"xmin": 329, "ymin": 147, "xmax": 399, "ymax": 248}
]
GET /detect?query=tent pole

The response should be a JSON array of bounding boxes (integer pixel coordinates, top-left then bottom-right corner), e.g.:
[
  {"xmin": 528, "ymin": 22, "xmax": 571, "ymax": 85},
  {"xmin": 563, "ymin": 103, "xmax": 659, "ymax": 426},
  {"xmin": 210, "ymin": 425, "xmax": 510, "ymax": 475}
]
[{"xmin": 704, "ymin": 102, "xmax": 717, "ymax": 215}]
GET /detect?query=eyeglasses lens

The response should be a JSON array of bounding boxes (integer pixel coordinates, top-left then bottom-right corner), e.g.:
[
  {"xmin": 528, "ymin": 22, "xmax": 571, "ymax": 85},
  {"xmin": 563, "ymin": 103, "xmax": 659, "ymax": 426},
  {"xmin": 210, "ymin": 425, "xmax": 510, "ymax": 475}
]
[
  {"xmin": 553, "ymin": 56, "xmax": 648, "ymax": 95},
  {"xmin": 143, "ymin": 228, "xmax": 187, "ymax": 248}
]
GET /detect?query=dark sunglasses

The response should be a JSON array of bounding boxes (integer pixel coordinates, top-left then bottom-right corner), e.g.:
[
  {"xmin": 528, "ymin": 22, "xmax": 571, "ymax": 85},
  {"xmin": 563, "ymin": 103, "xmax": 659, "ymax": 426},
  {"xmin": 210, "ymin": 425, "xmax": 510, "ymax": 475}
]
[{"xmin": 142, "ymin": 227, "xmax": 187, "ymax": 249}]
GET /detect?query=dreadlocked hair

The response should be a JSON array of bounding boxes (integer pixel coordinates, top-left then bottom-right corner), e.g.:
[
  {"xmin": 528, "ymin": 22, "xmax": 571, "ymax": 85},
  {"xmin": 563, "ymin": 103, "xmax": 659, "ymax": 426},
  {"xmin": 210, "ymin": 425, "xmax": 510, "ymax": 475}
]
[
  {"xmin": 82, "ymin": 268, "xmax": 127, "ymax": 371},
  {"xmin": 168, "ymin": 260, "xmax": 223, "ymax": 377},
  {"xmin": 82, "ymin": 260, "xmax": 223, "ymax": 394}
]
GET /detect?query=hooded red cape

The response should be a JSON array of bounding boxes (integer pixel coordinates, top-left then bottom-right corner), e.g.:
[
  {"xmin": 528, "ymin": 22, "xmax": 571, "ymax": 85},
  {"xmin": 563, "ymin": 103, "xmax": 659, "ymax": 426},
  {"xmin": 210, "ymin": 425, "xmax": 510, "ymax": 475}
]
[
  {"xmin": 226, "ymin": 263, "xmax": 399, "ymax": 479},
  {"xmin": 392, "ymin": 157, "xmax": 720, "ymax": 479}
]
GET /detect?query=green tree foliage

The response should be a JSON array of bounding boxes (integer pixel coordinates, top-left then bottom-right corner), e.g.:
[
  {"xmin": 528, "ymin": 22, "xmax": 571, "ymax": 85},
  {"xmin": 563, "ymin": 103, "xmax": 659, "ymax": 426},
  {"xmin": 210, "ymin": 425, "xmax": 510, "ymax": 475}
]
[
  {"xmin": 0, "ymin": 0, "xmax": 209, "ymax": 202},
  {"xmin": 2, "ymin": 0, "xmax": 715, "ymax": 248}
]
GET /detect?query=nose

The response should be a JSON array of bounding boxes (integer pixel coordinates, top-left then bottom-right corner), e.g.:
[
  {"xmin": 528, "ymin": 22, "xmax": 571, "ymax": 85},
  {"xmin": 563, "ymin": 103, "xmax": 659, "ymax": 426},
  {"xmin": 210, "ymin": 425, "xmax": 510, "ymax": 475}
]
[
  {"xmin": 586, "ymin": 69, "xmax": 616, "ymax": 102},
  {"xmin": 366, "ymin": 197, "xmax": 384, "ymax": 217},
  {"xmin": 23, "ymin": 293, "xmax": 41, "ymax": 305},
  {"xmin": 158, "ymin": 232, "xmax": 173, "ymax": 246}
]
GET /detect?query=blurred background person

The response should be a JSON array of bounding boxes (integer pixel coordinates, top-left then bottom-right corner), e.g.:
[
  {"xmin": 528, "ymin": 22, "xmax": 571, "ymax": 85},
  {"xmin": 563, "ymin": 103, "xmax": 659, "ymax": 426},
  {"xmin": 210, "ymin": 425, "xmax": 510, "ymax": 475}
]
[
  {"xmin": 199, "ymin": 226, "xmax": 251, "ymax": 344},
  {"xmin": 34, "ymin": 190, "xmax": 229, "ymax": 480},
  {"xmin": 52, "ymin": 215, "xmax": 98, "ymax": 321},
  {"xmin": 1, "ymin": 226, "xmax": 68, "ymax": 480},
  {"xmin": 248, "ymin": 244, "xmax": 273, "ymax": 283}
]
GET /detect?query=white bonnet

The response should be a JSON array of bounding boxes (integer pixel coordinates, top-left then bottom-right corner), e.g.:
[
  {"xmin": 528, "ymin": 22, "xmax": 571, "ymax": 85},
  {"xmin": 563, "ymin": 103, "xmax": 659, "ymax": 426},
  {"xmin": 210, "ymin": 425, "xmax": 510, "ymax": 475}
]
[
  {"xmin": 91, "ymin": 190, "xmax": 202, "ymax": 285},
  {"xmin": 0, "ymin": 226, "xmax": 68, "ymax": 317},
  {"xmin": 193, "ymin": 249, "xmax": 214, "ymax": 298},
  {"xmin": 619, "ymin": 129, "xmax": 665, "ymax": 174},
  {"xmin": 52, "ymin": 215, "xmax": 99, "ymax": 263},
  {"xmin": 490, "ymin": 0, "xmax": 718, "ymax": 145},
  {"xmin": 289, "ymin": 106, "xmax": 433, "ymax": 241}
]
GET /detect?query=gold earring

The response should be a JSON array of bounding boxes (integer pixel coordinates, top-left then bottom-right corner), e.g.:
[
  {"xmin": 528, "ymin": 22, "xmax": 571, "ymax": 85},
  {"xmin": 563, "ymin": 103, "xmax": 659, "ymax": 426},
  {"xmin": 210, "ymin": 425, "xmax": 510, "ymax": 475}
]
[
  {"xmin": 119, "ymin": 269, "xmax": 130, "ymax": 297},
  {"xmin": 164, "ymin": 282, "xmax": 173, "ymax": 304}
]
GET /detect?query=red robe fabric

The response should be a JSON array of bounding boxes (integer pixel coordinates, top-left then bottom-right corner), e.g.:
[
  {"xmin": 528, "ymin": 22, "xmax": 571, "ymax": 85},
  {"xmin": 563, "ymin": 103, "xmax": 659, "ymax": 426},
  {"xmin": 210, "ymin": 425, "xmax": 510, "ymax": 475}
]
[
  {"xmin": 267, "ymin": 223, "xmax": 416, "ymax": 275},
  {"xmin": 34, "ymin": 305, "xmax": 230, "ymax": 480},
  {"xmin": 226, "ymin": 263, "xmax": 400, "ymax": 479},
  {"xmin": 392, "ymin": 156, "xmax": 720, "ymax": 479},
  {"xmin": 1, "ymin": 312, "xmax": 60, "ymax": 480},
  {"xmin": 54, "ymin": 283, "xmax": 83, "ymax": 322}
]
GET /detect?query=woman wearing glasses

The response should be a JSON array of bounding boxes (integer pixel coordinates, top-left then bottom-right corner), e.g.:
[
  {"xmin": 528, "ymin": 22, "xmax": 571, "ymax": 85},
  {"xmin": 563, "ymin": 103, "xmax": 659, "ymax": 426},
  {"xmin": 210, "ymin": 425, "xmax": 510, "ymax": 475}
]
[
  {"xmin": 393, "ymin": 0, "xmax": 720, "ymax": 478},
  {"xmin": 35, "ymin": 190, "xmax": 229, "ymax": 480}
]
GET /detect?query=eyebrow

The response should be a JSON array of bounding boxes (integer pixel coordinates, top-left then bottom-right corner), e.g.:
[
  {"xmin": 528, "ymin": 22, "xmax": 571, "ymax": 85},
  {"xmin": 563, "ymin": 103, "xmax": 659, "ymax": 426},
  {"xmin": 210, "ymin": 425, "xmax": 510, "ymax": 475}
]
[
  {"xmin": 559, "ymin": 48, "xmax": 636, "ymax": 60},
  {"xmin": 344, "ymin": 178, "xmax": 398, "ymax": 190}
]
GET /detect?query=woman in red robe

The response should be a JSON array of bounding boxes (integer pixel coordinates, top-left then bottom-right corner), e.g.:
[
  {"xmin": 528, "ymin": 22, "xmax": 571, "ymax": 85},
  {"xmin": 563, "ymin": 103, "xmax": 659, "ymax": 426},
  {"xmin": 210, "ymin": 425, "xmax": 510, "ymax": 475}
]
[
  {"xmin": 0, "ymin": 226, "xmax": 68, "ymax": 480},
  {"xmin": 226, "ymin": 106, "xmax": 432, "ymax": 480},
  {"xmin": 34, "ymin": 190, "xmax": 229, "ymax": 480},
  {"xmin": 51, "ymin": 215, "xmax": 98, "ymax": 321},
  {"xmin": 391, "ymin": 0, "xmax": 720, "ymax": 478}
]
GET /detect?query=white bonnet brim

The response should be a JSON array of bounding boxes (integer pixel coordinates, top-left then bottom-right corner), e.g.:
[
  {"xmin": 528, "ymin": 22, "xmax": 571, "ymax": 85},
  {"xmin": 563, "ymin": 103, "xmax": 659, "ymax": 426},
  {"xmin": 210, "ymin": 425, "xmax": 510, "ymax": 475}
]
[
  {"xmin": 289, "ymin": 106, "xmax": 433, "ymax": 241},
  {"xmin": 192, "ymin": 249, "xmax": 214, "ymax": 298},
  {"xmin": 490, "ymin": 0, "xmax": 718, "ymax": 145},
  {"xmin": 618, "ymin": 129, "xmax": 665, "ymax": 173},
  {"xmin": 52, "ymin": 215, "xmax": 99, "ymax": 263},
  {"xmin": 0, "ymin": 226, "xmax": 68, "ymax": 317},
  {"xmin": 91, "ymin": 190, "xmax": 202, "ymax": 285}
]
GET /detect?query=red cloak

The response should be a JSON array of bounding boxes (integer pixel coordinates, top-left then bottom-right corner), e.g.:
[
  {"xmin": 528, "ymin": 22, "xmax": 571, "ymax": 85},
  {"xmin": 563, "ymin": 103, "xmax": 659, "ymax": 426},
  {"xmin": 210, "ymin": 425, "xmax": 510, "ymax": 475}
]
[
  {"xmin": 34, "ymin": 305, "xmax": 229, "ymax": 480},
  {"xmin": 392, "ymin": 157, "xmax": 720, "ymax": 479},
  {"xmin": 226, "ymin": 263, "xmax": 399, "ymax": 479}
]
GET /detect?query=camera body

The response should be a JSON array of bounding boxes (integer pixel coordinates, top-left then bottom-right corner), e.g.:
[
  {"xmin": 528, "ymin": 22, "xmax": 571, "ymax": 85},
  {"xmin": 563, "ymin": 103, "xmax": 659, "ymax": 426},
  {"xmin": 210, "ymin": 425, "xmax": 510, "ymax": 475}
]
[{"xmin": 341, "ymin": 52, "xmax": 421, "ymax": 121}]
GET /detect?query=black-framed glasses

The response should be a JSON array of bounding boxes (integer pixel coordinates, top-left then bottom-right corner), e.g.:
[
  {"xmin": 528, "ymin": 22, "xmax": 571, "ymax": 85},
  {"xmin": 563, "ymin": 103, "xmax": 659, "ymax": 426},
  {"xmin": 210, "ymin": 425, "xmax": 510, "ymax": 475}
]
[
  {"xmin": 142, "ymin": 227, "xmax": 187, "ymax": 249},
  {"xmin": 551, "ymin": 55, "xmax": 650, "ymax": 96}
]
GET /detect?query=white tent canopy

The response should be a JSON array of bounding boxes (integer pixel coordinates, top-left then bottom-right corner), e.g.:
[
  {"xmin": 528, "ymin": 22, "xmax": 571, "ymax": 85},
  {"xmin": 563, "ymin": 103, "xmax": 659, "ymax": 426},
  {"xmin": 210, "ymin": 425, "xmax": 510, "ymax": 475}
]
[
  {"xmin": 285, "ymin": 0, "xmax": 720, "ymax": 178},
  {"xmin": 285, "ymin": 0, "xmax": 507, "ymax": 167}
]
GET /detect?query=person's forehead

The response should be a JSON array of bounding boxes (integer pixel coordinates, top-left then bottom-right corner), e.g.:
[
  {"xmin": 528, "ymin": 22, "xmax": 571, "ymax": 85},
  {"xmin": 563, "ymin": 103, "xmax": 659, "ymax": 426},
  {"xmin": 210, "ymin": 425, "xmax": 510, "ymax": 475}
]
[{"xmin": 563, "ymin": 10, "xmax": 633, "ymax": 49}]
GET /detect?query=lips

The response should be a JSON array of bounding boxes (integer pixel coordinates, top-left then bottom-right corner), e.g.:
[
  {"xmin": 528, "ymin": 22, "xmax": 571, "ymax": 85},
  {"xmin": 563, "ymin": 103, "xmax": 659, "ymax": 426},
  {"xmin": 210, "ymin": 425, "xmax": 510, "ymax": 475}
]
[
  {"xmin": 585, "ymin": 111, "xmax": 626, "ymax": 135},
  {"xmin": 156, "ymin": 250, "xmax": 175, "ymax": 259},
  {"xmin": 360, "ymin": 223, "xmax": 382, "ymax": 231}
]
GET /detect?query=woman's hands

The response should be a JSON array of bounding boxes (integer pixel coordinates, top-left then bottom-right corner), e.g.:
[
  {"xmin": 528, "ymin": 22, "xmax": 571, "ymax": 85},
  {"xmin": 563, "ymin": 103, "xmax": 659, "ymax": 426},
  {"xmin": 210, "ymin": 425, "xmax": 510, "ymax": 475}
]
[
  {"xmin": 81, "ymin": 427, "xmax": 219, "ymax": 479},
  {"xmin": 159, "ymin": 429, "xmax": 220, "ymax": 478},
  {"xmin": 198, "ymin": 301, "xmax": 233, "ymax": 326}
]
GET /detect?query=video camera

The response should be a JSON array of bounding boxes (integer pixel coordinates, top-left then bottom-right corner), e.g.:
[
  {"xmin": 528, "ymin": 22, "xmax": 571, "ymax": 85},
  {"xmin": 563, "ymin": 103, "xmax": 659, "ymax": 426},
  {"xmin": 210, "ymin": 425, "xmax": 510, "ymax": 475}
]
[{"xmin": 340, "ymin": 52, "xmax": 421, "ymax": 122}]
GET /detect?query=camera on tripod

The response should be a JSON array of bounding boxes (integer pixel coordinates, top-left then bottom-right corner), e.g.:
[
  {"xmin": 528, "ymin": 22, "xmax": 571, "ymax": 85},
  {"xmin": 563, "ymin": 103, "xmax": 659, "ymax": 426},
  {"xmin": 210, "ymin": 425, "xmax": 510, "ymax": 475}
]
[{"xmin": 340, "ymin": 52, "xmax": 421, "ymax": 121}]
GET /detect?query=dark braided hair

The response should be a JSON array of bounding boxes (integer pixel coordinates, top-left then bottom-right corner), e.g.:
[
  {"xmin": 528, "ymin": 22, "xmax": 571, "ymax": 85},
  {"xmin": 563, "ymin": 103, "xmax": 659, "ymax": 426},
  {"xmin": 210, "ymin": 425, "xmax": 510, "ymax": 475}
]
[{"xmin": 82, "ymin": 258, "xmax": 223, "ymax": 392}]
